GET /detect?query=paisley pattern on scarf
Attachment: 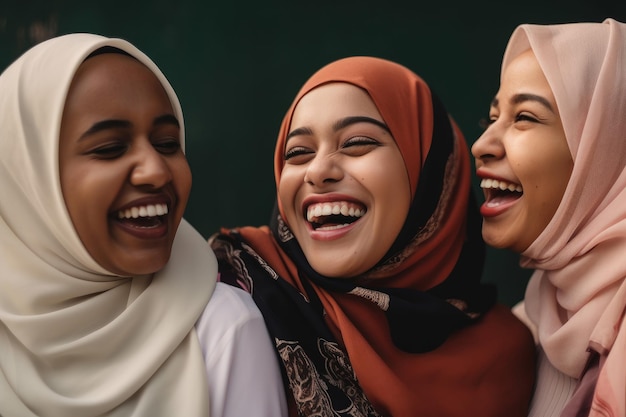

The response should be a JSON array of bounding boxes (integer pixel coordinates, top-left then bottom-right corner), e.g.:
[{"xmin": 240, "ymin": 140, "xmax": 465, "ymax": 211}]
[
  {"xmin": 277, "ymin": 338, "xmax": 382, "ymax": 417},
  {"xmin": 211, "ymin": 56, "xmax": 536, "ymax": 416},
  {"xmin": 212, "ymin": 234, "xmax": 381, "ymax": 416}
]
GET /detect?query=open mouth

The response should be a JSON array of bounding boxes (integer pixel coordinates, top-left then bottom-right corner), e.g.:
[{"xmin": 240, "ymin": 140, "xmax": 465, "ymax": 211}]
[
  {"xmin": 306, "ymin": 201, "xmax": 366, "ymax": 231},
  {"xmin": 116, "ymin": 203, "xmax": 169, "ymax": 228},
  {"xmin": 480, "ymin": 178, "xmax": 523, "ymax": 207}
]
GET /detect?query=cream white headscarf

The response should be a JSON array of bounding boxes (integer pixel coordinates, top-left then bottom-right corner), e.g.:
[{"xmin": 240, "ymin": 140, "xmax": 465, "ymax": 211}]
[
  {"xmin": 506, "ymin": 18, "xmax": 626, "ymax": 416},
  {"xmin": 0, "ymin": 34, "xmax": 217, "ymax": 416}
]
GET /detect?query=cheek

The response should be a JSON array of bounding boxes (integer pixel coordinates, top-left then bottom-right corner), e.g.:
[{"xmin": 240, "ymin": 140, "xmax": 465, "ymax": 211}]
[
  {"xmin": 60, "ymin": 163, "xmax": 113, "ymax": 225},
  {"xmin": 516, "ymin": 143, "xmax": 572, "ymax": 199},
  {"xmin": 60, "ymin": 174, "xmax": 114, "ymax": 263},
  {"xmin": 277, "ymin": 169, "xmax": 302, "ymax": 219},
  {"xmin": 173, "ymin": 160, "xmax": 192, "ymax": 205},
  {"xmin": 365, "ymin": 159, "xmax": 410, "ymax": 213},
  {"xmin": 537, "ymin": 156, "xmax": 572, "ymax": 223}
]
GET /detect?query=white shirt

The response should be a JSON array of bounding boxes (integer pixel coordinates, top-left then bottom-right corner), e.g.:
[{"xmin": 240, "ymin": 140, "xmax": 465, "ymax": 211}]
[{"xmin": 196, "ymin": 282, "xmax": 287, "ymax": 417}]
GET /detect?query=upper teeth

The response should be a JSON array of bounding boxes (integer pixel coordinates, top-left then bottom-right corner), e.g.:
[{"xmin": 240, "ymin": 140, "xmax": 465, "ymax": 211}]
[
  {"xmin": 480, "ymin": 178, "xmax": 523, "ymax": 193},
  {"xmin": 118, "ymin": 203, "xmax": 168, "ymax": 219},
  {"xmin": 306, "ymin": 201, "xmax": 365, "ymax": 222}
]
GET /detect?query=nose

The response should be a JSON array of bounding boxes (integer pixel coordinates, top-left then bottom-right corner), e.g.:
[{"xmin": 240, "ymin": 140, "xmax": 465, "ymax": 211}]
[
  {"xmin": 130, "ymin": 141, "xmax": 173, "ymax": 188},
  {"xmin": 303, "ymin": 153, "xmax": 343, "ymax": 186},
  {"xmin": 471, "ymin": 125, "xmax": 504, "ymax": 163}
]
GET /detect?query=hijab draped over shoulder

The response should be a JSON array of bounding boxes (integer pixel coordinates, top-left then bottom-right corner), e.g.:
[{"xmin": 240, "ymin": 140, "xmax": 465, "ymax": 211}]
[
  {"xmin": 211, "ymin": 56, "xmax": 535, "ymax": 416},
  {"xmin": 0, "ymin": 34, "xmax": 216, "ymax": 416},
  {"xmin": 507, "ymin": 18, "xmax": 626, "ymax": 416}
]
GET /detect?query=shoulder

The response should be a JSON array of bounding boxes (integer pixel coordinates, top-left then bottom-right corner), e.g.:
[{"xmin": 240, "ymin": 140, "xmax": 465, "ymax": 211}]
[
  {"xmin": 481, "ymin": 303, "xmax": 536, "ymax": 345},
  {"xmin": 512, "ymin": 300, "xmax": 538, "ymax": 343},
  {"xmin": 452, "ymin": 303, "xmax": 537, "ymax": 365},
  {"xmin": 196, "ymin": 282, "xmax": 263, "ymax": 335},
  {"xmin": 195, "ymin": 282, "xmax": 270, "ymax": 360},
  {"xmin": 194, "ymin": 283, "xmax": 288, "ymax": 417}
]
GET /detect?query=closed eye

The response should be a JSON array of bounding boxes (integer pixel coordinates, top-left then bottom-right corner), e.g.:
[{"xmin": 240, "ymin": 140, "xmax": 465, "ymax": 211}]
[
  {"xmin": 343, "ymin": 136, "xmax": 378, "ymax": 146},
  {"xmin": 479, "ymin": 116, "xmax": 495, "ymax": 130},
  {"xmin": 284, "ymin": 146, "xmax": 314, "ymax": 162},
  {"xmin": 515, "ymin": 113, "xmax": 540, "ymax": 123},
  {"xmin": 153, "ymin": 138, "xmax": 182, "ymax": 154},
  {"xmin": 341, "ymin": 136, "xmax": 381, "ymax": 156},
  {"xmin": 90, "ymin": 143, "xmax": 127, "ymax": 159}
]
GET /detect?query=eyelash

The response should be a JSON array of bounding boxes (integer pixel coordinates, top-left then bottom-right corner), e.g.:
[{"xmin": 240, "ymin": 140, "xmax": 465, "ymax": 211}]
[
  {"xmin": 90, "ymin": 143, "xmax": 127, "ymax": 159},
  {"xmin": 515, "ymin": 113, "xmax": 539, "ymax": 123},
  {"xmin": 478, "ymin": 112, "xmax": 539, "ymax": 129},
  {"xmin": 153, "ymin": 138, "xmax": 182, "ymax": 154},
  {"xmin": 478, "ymin": 117, "xmax": 493, "ymax": 130},
  {"xmin": 284, "ymin": 146, "xmax": 312, "ymax": 160},
  {"xmin": 89, "ymin": 138, "xmax": 181, "ymax": 159},
  {"xmin": 344, "ymin": 136, "xmax": 379, "ymax": 147},
  {"xmin": 283, "ymin": 136, "xmax": 379, "ymax": 160}
]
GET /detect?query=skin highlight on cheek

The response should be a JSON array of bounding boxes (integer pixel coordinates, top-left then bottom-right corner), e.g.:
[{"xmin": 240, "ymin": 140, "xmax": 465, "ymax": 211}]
[
  {"xmin": 472, "ymin": 50, "xmax": 573, "ymax": 253},
  {"xmin": 278, "ymin": 83, "xmax": 411, "ymax": 278}
]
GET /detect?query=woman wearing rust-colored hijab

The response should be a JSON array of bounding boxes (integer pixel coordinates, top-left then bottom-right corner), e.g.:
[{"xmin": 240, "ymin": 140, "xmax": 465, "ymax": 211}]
[{"xmin": 210, "ymin": 56, "xmax": 535, "ymax": 416}]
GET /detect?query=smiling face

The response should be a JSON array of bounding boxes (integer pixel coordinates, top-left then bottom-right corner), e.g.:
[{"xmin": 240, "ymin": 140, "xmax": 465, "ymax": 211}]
[
  {"xmin": 59, "ymin": 52, "xmax": 191, "ymax": 276},
  {"xmin": 278, "ymin": 82, "xmax": 411, "ymax": 278},
  {"xmin": 471, "ymin": 49, "xmax": 573, "ymax": 253}
]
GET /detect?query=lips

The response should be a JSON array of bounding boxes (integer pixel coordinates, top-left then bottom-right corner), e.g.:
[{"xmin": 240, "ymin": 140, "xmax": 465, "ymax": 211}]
[
  {"xmin": 112, "ymin": 199, "xmax": 172, "ymax": 238},
  {"xmin": 479, "ymin": 178, "xmax": 523, "ymax": 217},
  {"xmin": 305, "ymin": 201, "xmax": 366, "ymax": 230}
]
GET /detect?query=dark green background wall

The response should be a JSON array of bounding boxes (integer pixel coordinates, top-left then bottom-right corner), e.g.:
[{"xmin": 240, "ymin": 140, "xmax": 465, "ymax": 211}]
[{"xmin": 2, "ymin": 1, "xmax": 625, "ymax": 306}]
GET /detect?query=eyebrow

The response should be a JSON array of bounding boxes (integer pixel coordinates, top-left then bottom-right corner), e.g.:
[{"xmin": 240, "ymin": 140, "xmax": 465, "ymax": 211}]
[
  {"xmin": 491, "ymin": 93, "xmax": 555, "ymax": 112},
  {"xmin": 285, "ymin": 115, "xmax": 390, "ymax": 142},
  {"xmin": 78, "ymin": 114, "xmax": 180, "ymax": 141},
  {"xmin": 333, "ymin": 116, "xmax": 390, "ymax": 133},
  {"xmin": 153, "ymin": 114, "xmax": 180, "ymax": 128}
]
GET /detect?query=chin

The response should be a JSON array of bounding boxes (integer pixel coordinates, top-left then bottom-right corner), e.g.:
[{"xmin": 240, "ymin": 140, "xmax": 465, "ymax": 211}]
[
  {"xmin": 309, "ymin": 262, "xmax": 365, "ymax": 279},
  {"xmin": 117, "ymin": 256, "xmax": 170, "ymax": 276},
  {"xmin": 482, "ymin": 234, "xmax": 509, "ymax": 251}
]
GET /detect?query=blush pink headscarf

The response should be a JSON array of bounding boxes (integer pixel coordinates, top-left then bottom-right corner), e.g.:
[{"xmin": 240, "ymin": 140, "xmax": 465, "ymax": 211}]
[{"xmin": 506, "ymin": 18, "xmax": 626, "ymax": 416}]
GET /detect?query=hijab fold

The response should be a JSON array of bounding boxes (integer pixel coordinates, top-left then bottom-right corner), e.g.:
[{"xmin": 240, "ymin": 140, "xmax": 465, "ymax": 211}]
[
  {"xmin": 0, "ymin": 34, "xmax": 216, "ymax": 416},
  {"xmin": 508, "ymin": 18, "xmax": 626, "ymax": 417}
]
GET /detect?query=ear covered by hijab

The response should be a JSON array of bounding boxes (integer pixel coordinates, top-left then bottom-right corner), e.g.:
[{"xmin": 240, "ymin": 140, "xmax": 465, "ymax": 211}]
[
  {"xmin": 506, "ymin": 18, "xmax": 626, "ymax": 416},
  {"xmin": 268, "ymin": 57, "xmax": 494, "ymax": 350},
  {"xmin": 274, "ymin": 56, "xmax": 487, "ymax": 295},
  {"xmin": 0, "ymin": 34, "xmax": 216, "ymax": 416},
  {"xmin": 210, "ymin": 56, "xmax": 535, "ymax": 416}
]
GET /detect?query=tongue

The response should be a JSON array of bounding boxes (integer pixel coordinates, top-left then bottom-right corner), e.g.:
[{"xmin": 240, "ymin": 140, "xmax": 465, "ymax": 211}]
[
  {"xmin": 120, "ymin": 216, "xmax": 163, "ymax": 228},
  {"xmin": 486, "ymin": 193, "xmax": 522, "ymax": 207},
  {"xmin": 314, "ymin": 214, "xmax": 356, "ymax": 228}
]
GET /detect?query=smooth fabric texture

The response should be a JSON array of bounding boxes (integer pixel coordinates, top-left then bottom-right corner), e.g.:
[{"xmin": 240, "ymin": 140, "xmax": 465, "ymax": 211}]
[
  {"xmin": 195, "ymin": 283, "xmax": 287, "ymax": 417},
  {"xmin": 211, "ymin": 56, "xmax": 535, "ymax": 416},
  {"xmin": 0, "ymin": 34, "xmax": 216, "ymax": 416},
  {"xmin": 505, "ymin": 18, "xmax": 626, "ymax": 417}
]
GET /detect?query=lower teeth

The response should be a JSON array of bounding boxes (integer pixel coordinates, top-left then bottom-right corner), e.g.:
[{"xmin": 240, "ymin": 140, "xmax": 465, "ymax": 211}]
[{"xmin": 316, "ymin": 223, "xmax": 349, "ymax": 231}]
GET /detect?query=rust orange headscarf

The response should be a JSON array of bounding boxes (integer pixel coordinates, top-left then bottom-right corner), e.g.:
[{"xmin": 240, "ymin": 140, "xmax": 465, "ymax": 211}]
[
  {"xmin": 211, "ymin": 56, "xmax": 535, "ymax": 416},
  {"xmin": 274, "ymin": 57, "xmax": 474, "ymax": 291}
]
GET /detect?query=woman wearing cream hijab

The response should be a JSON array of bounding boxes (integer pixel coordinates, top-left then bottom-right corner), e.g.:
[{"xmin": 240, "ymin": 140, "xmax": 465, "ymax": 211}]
[
  {"xmin": 0, "ymin": 34, "xmax": 285, "ymax": 416},
  {"xmin": 473, "ymin": 18, "xmax": 626, "ymax": 417}
]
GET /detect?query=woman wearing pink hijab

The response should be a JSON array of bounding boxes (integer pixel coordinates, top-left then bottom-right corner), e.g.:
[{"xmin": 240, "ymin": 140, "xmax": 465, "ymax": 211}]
[{"xmin": 472, "ymin": 18, "xmax": 626, "ymax": 417}]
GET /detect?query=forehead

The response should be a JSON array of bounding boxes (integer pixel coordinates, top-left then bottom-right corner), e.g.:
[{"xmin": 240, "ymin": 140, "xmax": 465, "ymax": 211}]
[
  {"xmin": 62, "ymin": 53, "xmax": 173, "ymax": 122},
  {"xmin": 501, "ymin": 50, "xmax": 548, "ymax": 90},
  {"xmin": 291, "ymin": 83, "xmax": 382, "ymax": 123},
  {"xmin": 69, "ymin": 52, "xmax": 164, "ymax": 96}
]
